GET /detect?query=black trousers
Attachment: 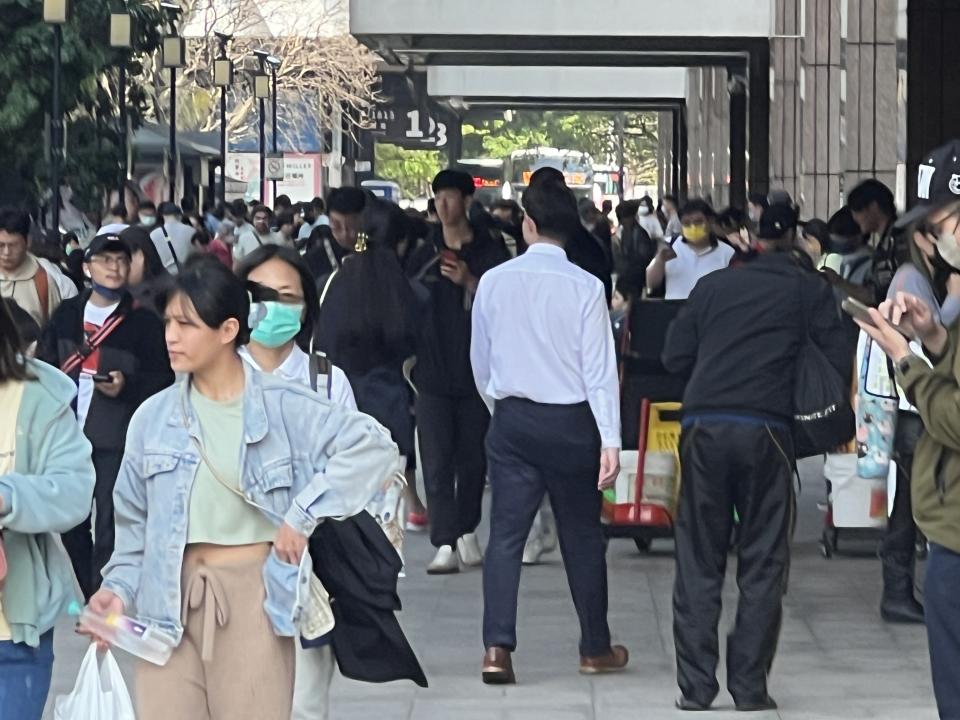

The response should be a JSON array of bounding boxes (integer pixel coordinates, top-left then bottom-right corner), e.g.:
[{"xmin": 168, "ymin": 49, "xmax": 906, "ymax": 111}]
[
  {"xmin": 483, "ymin": 397, "xmax": 611, "ymax": 657},
  {"xmin": 926, "ymin": 543, "xmax": 960, "ymax": 718},
  {"xmin": 416, "ymin": 391, "xmax": 490, "ymax": 548},
  {"xmin": 673, "ymin": 421, "xmax": 794, "ymax": 706},
  {"xmin": 61, "ymin": 447, "xmax": 123, "ymax": 600},
  {"xmin": 882, "ymin": 412, "xmax": 924, "ymax": 559}
]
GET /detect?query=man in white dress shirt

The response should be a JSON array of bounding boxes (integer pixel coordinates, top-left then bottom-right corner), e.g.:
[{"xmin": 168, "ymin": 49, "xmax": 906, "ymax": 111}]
[{"xmin": 470, "ymin": 176, "xmax": 628, "ymax": 685}]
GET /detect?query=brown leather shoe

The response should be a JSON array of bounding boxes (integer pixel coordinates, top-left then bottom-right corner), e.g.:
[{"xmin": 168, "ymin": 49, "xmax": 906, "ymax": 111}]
[
  {"xmin": 481, "ymin": 647, "xmax": 516, "ymax": 685},
  {"xmin": 579, "ymin": 644, "xmax": 629, "ymax": 674}
]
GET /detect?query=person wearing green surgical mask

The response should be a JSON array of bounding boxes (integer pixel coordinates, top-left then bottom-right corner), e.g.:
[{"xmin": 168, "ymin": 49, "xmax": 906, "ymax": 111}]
[
  {"xmin": 236, "ymin": 245, "xmax": 357, "ymax": 408},
  {"xmin": 235, "ymin": 244, "xmax": 358, "ymax": 720},
  {"xmin": 646, "ymin": 198, "xmax": 734, "ymax": 300}
]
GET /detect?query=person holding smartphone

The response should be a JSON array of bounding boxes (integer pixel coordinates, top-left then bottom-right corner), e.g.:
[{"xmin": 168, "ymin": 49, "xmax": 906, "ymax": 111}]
[
  {"xmin": 855, "ymin": 140, "xmax": 960, "ymax": 718},
  {"xmin": 36, "ymin": 234, "xmax": 173, "ymax": 599},
  {"xmin": 406, "ymin": 170, "xmax": 511, "ymax": 574}
]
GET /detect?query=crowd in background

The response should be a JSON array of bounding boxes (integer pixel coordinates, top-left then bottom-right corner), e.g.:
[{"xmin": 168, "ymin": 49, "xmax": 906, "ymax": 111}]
[{"xmin": 4, "ymin": 140, "xmax": 960, "ymax": 718}]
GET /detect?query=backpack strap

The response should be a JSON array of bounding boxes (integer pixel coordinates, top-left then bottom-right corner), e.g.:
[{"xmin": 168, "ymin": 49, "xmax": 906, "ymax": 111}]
[
  {"xmin": 33, "ymin": 264, "xmax": 50, "ymax": 324},
  {"xmin": 308, "ymin": 351, "xmax": 333, "ymax": 399}
]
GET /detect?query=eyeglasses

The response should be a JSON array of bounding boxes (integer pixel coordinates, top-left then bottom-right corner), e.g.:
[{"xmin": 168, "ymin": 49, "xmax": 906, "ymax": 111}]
[{"xmin": 89, "ymin": 255, "xmax": 131, "ymax": 269}]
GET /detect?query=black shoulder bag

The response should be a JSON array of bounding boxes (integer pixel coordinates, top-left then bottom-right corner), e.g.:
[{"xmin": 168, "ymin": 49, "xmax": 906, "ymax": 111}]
[{"xmin": 793, "ymin": 277, "xmax": 855, "ymax": 458}]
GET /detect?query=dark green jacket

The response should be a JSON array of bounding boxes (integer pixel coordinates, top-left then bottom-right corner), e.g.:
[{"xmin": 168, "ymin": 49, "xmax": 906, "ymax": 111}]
[{"xmin": 898, "ymin": 331, "xmax": 960, "ymax": 554}]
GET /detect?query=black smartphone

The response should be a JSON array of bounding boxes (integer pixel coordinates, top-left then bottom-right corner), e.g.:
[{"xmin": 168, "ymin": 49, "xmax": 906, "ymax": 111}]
[
  {"xmin": 841, "ymin": 297, "xmax": 911, "ymax": 339},
  {"xmin": 91, "ymin": 373, "xmax": 113, "ymax": 383}
]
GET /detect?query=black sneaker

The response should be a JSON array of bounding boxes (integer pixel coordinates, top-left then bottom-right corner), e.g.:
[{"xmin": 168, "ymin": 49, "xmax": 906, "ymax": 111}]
[
  {"xmin": 735, "ymin": 696, "xmax": 778, "ymax": 712},
  {"xmin": 675, "ymin": 695, "xmax": 711, "ymax": 711}
]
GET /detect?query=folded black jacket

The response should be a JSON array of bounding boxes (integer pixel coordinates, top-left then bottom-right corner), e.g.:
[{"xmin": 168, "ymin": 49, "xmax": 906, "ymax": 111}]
[{"xmin": 310, "ymin": 512, "xmax": 428, "ymax": 688}]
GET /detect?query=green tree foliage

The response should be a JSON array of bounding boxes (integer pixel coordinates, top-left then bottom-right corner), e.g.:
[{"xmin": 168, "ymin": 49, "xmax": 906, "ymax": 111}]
[
  {"xmin": 374, "ymin": 143, "xmax": 442, "ymax": 199},
  {"xmin": 462, "ymin": 110, "xmax": 659, "ymax": 186},
  {"xmin": 0, "ymin": 0, "xmax": 162, "ymax": 209}
]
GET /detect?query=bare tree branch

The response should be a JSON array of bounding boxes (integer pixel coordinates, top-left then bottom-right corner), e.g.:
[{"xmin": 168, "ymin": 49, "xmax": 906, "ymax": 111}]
[{"xmin": 142, "ymin": 0, "xmax": 378, "ymax": 152}]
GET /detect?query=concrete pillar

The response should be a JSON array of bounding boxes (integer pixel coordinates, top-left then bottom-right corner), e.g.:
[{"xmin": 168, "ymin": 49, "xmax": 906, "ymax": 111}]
[
  {"xmin": 770, "ymin": 0, "xmax": 803, "ymax": 199},
  {"xmin": 844, "ymin": 0, "xmax": 899, "ymax": 196},
  {"xmin": 685, "ymin": 66, "xmax": 730, "ymax": 207},
  {"xmin": 658, "ymin": 110, "xmax": 675, "ymax": 199},
  {"xmin": 800, "ymin": 0, "xmax": 844, "ymax": 219}
]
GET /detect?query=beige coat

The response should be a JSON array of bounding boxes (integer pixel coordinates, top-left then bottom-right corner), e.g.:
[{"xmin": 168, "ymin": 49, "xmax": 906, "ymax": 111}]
[{"xmin": 0, "ymin": 254, "xmax": 63, "ymax": 327}]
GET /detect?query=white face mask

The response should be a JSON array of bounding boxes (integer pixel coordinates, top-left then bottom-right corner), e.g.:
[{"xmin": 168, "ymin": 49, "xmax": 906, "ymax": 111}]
[
  {"xmin": 937, "ymin": 230, "xmax": 960, "ymax": 270},
  {"xmin": 140, "ymin": 215, "xmax": 157, "ymax": 227},
  {"xmin": 638, "ymin": 206, "xmax": 651, "ymax": 217}
]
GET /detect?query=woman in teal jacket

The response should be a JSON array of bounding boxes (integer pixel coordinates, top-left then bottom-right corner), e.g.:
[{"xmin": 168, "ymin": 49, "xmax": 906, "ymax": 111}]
[{"xmin": 0, "ymin": 299, "xmax": 96, "ymax": 719}]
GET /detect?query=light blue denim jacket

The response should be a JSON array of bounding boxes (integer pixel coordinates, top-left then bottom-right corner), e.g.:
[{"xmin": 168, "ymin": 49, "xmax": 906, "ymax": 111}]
[{"xmin": 100, "ymin": 361, "xmax": 398, "ymax": 645}]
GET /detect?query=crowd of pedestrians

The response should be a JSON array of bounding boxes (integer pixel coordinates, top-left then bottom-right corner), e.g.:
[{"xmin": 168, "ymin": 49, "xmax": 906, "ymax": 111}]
[{"xmin": 3, "ymin": 142, "xmax": 960, "ymax": 719}]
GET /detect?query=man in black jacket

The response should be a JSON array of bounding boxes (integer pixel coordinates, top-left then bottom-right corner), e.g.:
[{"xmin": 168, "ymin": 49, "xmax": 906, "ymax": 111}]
[
  {"xmin": 663, "ymin": 205, "xmax": 849, "ymax": 712},
  {"xmin": 37, "ymin": 234, "xmax": 173, "ymax": 598},
  {"xmin": 406, "ymin": 170, "xmax": 511, "ymax": 574}
]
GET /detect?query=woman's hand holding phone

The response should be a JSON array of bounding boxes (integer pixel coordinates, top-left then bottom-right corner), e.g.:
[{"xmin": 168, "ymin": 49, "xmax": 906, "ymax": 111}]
[{"xmin": 853, "ymin": 291, "xmax": 948, "ymax": 363}]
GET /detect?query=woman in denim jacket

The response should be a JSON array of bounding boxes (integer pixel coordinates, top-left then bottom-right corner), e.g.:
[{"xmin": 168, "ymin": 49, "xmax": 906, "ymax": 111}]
[{"xmin": 87, "ymin": 257, "xmax": 398, "ymax": 720}]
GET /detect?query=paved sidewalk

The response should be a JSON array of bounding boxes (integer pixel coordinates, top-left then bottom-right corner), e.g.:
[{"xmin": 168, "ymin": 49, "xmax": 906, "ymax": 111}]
[{"xmin": 43, "ymin": 460, "xmax": 937, "ymax": 719}]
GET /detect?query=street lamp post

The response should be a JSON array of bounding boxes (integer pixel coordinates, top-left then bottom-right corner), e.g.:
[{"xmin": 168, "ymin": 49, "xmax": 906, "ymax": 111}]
[
  {"xmin": 213, "ymin": 32, "xmax": 234, "ymax": 206},
  {"xmin": 43, "ymin": 0, "xmax": 70, "ymax": 236},
  {"xmin": 253, "ymin": 50, "xmax": 270, "ymax": 205},
  {"xmin": 110, "ymin": 9, "xmax": 133, "ymax": 209},
  {"xmin": 160, "ymin": 2, "xmax": 184, "ymax": 204},
  {"xmin": 267, "ymin": 55, "xmax": 281, "ymax": 201}
]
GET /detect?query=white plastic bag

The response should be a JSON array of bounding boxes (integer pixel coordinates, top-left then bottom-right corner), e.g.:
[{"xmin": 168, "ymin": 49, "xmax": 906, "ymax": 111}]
[{"xmin": 54, "ymin": 644, "xmax": 135, "ymax": 720}]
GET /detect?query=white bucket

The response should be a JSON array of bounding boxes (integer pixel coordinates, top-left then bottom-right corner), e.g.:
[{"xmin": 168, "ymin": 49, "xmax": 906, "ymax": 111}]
[{"xmin": 824, "ymin": 453, "xmax": 888, "ymax": 528}]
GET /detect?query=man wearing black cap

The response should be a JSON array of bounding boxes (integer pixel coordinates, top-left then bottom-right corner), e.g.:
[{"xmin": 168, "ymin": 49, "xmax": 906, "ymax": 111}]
[
  {"xmin": 407, "ymin": 169, "xmax": 511, "ymax": 574},
  {"xmin": 856, "ymin": 139, "xmax": 960, "ymax": 718},
  {"xmin": 36, "ymin": 234, "xmax": 173, "ymax": 598},
  {"xmin": 663, "ymin": 204, "xmax": 848, "ymax": 712}
]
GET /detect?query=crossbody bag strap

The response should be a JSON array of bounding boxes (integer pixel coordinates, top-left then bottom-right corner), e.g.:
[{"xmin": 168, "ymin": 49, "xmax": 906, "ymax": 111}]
[
  {"xmin": 180, "ymin": 390, "xmax": 282, "ymax": 522},
  {"xmin": 161, "ymin": 225, "xmax": 181, "ymax": 271},
  {"xmin": 60, "ymin": 312, "xmax": 126, "ymax": 375}
]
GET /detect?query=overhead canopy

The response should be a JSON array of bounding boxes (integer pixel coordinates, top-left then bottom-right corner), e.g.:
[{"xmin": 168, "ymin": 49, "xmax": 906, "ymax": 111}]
[
  {"xmin": 427, "ymin": 66, "xmax": 687, "ymax": 108},
  {"xmin": 351, "ymin": 0, "xmax": 772, "ymax": 41}
]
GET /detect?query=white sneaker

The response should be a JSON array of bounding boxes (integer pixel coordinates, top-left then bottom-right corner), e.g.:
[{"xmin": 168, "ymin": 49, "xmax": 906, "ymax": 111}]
[
  {"xmin": 427, "ymin": 545, "xmax": 460, "ymax": 575},
  {"xmin": 522, "ymin": 536, "xmax": 544, "ymax": 566},
  {"xmin": 457, "ymin": 533, "xmax": 484, "ymax": 567}
]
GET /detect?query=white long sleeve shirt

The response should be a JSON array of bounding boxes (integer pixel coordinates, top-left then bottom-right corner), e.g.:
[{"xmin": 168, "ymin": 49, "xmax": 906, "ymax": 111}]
[{"xmin": 470, "ymin": 242, "xmax": 621, "ymax": 448}]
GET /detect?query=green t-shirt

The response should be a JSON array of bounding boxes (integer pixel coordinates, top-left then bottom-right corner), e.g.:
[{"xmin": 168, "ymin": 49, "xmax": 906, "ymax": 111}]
[{"xmin": 187, "ymin": 389, "xmax": 276, "ymax": 546}]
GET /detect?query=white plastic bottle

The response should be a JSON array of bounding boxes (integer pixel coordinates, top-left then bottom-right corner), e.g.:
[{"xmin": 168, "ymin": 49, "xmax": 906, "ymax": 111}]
[{"xmin": 70, "ymin": 602, "xmax": 175, "ymax": 666}]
